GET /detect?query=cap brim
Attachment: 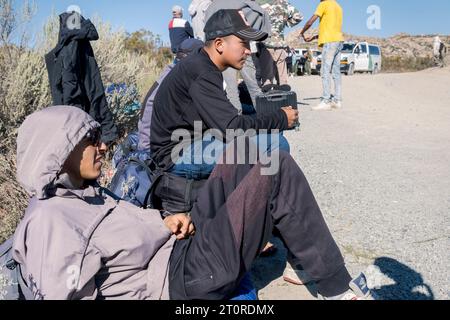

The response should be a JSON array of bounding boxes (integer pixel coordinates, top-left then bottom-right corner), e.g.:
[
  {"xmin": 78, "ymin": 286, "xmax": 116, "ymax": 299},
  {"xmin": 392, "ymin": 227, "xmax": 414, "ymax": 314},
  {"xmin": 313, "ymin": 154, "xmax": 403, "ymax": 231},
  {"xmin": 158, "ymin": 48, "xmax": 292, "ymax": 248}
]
[{"xmin": 235, "ymin": 27, "xmax": 268, "ymax": 42}]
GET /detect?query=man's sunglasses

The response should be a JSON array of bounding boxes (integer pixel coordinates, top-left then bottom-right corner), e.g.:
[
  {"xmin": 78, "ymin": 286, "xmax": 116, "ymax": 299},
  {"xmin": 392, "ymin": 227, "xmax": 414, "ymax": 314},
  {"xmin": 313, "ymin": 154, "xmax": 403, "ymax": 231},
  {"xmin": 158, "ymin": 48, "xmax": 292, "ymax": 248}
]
[{"xmin": 85, "ymin": 129, "xmax": 102, "ymax": 146}]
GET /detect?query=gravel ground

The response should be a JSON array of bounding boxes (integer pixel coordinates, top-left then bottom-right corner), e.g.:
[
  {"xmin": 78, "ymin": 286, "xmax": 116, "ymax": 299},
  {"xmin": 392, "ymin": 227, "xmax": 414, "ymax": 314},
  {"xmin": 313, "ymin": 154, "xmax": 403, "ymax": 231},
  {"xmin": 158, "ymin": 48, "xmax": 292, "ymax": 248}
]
[{"xmin": 251, "ymin": 67, "xmax": 450, "ymax": 300}]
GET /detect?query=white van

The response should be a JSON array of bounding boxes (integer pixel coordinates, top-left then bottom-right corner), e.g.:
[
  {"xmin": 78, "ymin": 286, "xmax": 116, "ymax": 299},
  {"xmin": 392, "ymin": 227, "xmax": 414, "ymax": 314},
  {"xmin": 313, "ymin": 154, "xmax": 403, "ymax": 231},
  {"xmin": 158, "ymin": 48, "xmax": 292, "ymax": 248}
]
[
  {"xmin": 318, "ymin": 42, "xmax": 382, "ymax": 75},
  {"xmin": 345, "ymin": 42, "xmax": 382, "ymax": 75}
]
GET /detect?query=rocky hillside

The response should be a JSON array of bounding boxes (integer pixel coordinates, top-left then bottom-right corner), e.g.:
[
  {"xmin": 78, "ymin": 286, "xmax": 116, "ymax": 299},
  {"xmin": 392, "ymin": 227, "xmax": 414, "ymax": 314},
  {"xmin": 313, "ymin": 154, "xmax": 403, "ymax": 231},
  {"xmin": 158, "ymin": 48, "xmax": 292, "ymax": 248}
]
[{"xmin": 286, "ymin": 29, "xmax": 450, "ymax": 58}]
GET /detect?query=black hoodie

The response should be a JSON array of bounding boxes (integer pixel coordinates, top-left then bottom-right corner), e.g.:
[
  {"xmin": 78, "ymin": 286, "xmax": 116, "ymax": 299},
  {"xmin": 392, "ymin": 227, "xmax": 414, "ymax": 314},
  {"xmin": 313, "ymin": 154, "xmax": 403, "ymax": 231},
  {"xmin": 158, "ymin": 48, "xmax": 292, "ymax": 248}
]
[{"xmin": 45, "ymin": 12, "xmax": 118, "ymax": 144}]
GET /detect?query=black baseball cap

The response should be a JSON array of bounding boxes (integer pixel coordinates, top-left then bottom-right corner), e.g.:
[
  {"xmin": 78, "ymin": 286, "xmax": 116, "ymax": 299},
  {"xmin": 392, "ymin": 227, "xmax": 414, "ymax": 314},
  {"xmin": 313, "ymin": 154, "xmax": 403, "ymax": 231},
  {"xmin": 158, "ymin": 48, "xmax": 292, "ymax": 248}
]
[{"xmin": 204, "ymin": 9, "xmax": 268, "ymax": 42}]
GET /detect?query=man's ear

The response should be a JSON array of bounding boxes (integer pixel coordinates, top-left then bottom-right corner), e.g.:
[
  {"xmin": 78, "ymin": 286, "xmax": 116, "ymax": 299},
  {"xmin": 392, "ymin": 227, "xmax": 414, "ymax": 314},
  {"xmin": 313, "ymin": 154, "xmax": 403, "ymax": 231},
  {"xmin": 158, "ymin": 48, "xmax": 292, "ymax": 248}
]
[{"xmin": 214, "ymin": 38, "xmax": 225, "ymax": 54}]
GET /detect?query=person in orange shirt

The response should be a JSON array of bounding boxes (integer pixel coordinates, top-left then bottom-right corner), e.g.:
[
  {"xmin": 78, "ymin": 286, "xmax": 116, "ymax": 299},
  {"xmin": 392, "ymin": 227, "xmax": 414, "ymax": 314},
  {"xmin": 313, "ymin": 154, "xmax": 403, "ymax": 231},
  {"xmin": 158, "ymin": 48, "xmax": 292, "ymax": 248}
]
[{"xmin": 300, "ymin": 0, "xmax": 344, "ymax": 110}]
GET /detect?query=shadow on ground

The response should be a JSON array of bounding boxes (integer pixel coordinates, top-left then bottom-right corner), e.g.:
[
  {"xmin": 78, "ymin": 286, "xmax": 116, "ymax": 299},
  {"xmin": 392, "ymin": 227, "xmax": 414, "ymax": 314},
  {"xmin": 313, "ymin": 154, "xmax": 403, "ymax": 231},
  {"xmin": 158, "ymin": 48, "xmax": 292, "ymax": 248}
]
[
  {"xmin": 372, "ymin": 257, "xmax": 435, "ymax": 300},
  {"xmin": 250, "ymin": 238, "xmax": 435, "ymax": 300}
]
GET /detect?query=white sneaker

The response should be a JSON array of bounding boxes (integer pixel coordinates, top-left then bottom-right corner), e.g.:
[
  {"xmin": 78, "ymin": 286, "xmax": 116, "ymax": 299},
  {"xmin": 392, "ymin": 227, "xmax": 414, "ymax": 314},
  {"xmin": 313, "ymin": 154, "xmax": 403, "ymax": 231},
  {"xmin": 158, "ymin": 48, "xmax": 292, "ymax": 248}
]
[
  {"xmin": 283, "ymin": 263, "xmax": 313, "ymax": 286},
  {"xmin": 312, "ymin": 100, "xmax": 332, "ymax": 111},
  {"xmin": 331, "ymin": 100, "xmax": 342, "ymax": 109},
  {"xmin": 320, "ymin": 273, "xmax": 376, "ymax": 300}
]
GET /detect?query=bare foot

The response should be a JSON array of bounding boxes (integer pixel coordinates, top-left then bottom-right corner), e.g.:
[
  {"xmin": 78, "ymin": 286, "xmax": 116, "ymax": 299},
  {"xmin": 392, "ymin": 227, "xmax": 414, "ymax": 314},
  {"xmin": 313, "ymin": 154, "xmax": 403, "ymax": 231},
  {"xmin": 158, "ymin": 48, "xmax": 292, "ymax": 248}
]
[{"xmin": 260, "ymin": 242, "xmax": 278, "ymax": 257}]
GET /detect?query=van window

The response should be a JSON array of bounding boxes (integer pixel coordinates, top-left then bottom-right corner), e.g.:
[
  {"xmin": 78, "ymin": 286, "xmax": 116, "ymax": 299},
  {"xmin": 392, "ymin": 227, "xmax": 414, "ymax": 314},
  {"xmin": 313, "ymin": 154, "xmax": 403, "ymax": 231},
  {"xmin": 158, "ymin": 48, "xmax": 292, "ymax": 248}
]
[
  {"xmin": 369, "ymin": 46, "xmax": 380, "ymax": 55},
  {"xmin": 342, "ymin": 43, "xmax": 355, "ymax": 53},
  {"xmin": 359, "ymin": 44, "xmax": 368, "ymax": 53}
]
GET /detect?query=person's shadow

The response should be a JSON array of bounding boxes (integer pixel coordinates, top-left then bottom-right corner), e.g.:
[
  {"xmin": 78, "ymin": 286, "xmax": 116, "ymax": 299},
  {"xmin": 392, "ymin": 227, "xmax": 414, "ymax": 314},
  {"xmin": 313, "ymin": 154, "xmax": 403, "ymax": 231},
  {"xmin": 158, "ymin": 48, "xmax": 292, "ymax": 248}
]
[
  {"xmin": 251, "ymin": 241, "xmax": 435, "ymax": 300},
  {"xmin": 372, "ymin": 257, "xmax": 435, "ymax": 300}
]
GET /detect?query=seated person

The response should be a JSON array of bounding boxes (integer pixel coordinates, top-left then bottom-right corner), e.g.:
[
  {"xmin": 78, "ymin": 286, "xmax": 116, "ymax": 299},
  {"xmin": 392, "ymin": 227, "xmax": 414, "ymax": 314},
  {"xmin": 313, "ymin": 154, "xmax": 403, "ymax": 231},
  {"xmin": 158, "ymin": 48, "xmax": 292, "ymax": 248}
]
[
  {"xmin": 150, "ymin": 9, "xmax": 297, "ymax": 180},
  {"xmin": 13, "ymin": 105, "xmax": 373, "ymax": 300}
]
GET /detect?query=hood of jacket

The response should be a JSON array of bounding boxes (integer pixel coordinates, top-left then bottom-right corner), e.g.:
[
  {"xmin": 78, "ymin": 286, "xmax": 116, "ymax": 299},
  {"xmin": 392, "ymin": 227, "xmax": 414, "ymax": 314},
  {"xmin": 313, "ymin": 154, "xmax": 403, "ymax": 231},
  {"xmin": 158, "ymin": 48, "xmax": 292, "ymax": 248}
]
[
  {"xmin": 16, "ymin": 106, "xmax": 100, "ymax": 200},
  {"xmin": 53, "ymin": 12, "xmax": 99, "ymax": 57}
]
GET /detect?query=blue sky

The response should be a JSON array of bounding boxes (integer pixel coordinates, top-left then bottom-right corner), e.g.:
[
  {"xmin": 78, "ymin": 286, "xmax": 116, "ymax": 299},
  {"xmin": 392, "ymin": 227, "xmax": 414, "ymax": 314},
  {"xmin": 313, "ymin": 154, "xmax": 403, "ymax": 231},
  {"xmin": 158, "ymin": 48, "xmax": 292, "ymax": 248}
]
[{"xmin": 21, "ymin": 0, "xmax": 450, "ymax": 46}]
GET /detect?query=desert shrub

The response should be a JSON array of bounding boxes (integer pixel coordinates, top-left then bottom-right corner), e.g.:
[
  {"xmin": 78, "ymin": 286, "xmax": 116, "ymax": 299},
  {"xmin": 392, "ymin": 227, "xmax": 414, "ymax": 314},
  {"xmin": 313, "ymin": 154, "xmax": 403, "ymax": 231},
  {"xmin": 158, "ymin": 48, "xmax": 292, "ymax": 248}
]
[
  {"xmin": 0, "ymin": 151, "xmax": 28, "ymax": 244},
  {"xmin": 382, "ymin": 55, "xmax": 435, "ymax": 73}
]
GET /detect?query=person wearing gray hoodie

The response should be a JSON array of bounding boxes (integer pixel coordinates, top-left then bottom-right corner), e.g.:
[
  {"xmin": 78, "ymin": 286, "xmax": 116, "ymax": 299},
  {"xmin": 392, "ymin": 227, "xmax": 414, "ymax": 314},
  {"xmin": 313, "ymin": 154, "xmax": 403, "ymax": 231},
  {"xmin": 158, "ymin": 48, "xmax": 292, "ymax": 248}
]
[
  {"xmin": 14, "ymin": 106, "xmax": 179, "ymax": 300},
  {"xmin": 13, "ymin": 106, "xmax": 374, "ymax": 300}
]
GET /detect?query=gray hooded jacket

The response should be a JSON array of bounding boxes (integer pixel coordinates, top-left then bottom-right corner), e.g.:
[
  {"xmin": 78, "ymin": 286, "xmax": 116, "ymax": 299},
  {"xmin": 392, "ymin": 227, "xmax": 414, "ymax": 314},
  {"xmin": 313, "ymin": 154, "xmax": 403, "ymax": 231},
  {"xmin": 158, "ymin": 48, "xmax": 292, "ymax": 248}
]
[{"xmin": 13, "ymin": 106, "xmax": 175, "ymax": 300}]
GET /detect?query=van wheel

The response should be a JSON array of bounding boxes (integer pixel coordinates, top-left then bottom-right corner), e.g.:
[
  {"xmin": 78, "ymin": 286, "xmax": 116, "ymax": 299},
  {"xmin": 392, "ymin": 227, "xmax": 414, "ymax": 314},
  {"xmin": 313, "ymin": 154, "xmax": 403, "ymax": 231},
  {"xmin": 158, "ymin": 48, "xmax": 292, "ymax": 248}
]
[{"xmin": 346, "ymin": 63, "xmax": 354, "ymax": 76}]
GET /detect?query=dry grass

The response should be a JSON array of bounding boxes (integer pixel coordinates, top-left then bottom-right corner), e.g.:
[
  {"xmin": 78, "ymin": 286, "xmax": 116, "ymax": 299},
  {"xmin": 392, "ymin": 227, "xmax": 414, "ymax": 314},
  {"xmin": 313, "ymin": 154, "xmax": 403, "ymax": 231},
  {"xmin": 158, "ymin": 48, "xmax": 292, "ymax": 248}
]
[
  {"xmin": 0, "ymin": 13, "xmax": 168, "ymax": 243},
  {"xmin": 382, "ymin": 55, "xmax": 436, "ymax": 73}
]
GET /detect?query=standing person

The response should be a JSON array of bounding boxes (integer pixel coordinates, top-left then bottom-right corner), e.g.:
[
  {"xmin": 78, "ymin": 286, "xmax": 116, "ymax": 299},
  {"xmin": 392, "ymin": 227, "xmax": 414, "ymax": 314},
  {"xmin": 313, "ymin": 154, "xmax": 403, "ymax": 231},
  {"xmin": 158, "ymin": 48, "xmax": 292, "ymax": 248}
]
[
  {"xmin": 441, "ymin": 41, "xmax": 447, "ymax": 67},
  {"xmin": 188, "ymin": 0, "xmax": 213, "ymax": 41},
  {"xmin": 286, "ymin": 47, "xmax": 294, "ymax": 77},
  {"xmin": 205, "ymin": 0, "xmax": 272, "ymax": 112},
  {"xmin": 169, "ymin": 5, "xmax": 194, "ymax": 54},
  {"xmin": 257, "ymin": 0, "xmax": 303, "ymax": 86},
  {"xmin": 300, "ymin": 0, "xmax": 344, "ymax": 110},
  {"xmin": 433, "ymin": 36, "xmax": 446, "ymax": 68},
  {"xmin": 304, "ymin": 49, "xmax": 313, "ymax": 75}
]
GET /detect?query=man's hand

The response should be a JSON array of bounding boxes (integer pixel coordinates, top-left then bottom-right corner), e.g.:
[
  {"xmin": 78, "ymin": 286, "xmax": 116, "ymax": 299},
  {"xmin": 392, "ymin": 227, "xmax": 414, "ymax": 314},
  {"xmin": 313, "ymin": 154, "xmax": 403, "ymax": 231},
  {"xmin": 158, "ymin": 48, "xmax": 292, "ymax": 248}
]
[
  {"xmin": 164, "ymin": 214, "xmax": 196, "ymax": 240},
  {"xmin": 281, "ymin": 106, "xmax": 299, "ymax": 129},
  {"xmin": 303, "ymin": 35, "xmax": 313, "ymax": 42},
  {"xmin": 302, "ymin": 34, "xmax": 317, "ymax": 42}
]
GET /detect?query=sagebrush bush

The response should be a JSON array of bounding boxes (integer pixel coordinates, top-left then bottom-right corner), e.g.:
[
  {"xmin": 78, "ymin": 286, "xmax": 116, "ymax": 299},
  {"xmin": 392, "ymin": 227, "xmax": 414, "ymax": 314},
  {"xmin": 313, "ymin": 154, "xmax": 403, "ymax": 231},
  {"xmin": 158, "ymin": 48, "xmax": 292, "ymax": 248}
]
[
  {"xmin": 0, "ymin": 13, "xmax": 169, "ymax": 243},
  {"xmin": 382, "ymin": 55, "xmax": 436, "ymax": 73}
]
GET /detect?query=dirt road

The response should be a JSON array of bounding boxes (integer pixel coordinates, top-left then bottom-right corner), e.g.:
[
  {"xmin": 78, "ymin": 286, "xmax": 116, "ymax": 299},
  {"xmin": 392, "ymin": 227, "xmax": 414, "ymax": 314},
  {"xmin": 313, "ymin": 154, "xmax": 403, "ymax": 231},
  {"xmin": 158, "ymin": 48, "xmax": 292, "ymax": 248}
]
[{"xmin": 251, "ymin": 67, "xmax": 450, "ymax": 300}]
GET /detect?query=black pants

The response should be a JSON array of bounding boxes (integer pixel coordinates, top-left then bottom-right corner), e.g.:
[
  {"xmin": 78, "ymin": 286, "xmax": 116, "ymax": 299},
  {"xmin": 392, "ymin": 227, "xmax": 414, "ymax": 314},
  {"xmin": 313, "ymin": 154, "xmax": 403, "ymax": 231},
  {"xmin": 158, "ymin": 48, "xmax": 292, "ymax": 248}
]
[
  {"xmin": 254, "ymin": 43, "xmax": 276, "ymax": 87},
  {"xmin": 169, "ymin": 151, "xmax": 351, "ymax": 300}
]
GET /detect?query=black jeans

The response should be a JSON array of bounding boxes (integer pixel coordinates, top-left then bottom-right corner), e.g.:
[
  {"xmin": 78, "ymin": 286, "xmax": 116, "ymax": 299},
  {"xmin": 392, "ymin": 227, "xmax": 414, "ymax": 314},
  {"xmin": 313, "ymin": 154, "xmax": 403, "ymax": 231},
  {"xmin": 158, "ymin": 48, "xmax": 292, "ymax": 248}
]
[{"xmin": 169, "ymin": 151, "xmax": 351, "ymax": 300}]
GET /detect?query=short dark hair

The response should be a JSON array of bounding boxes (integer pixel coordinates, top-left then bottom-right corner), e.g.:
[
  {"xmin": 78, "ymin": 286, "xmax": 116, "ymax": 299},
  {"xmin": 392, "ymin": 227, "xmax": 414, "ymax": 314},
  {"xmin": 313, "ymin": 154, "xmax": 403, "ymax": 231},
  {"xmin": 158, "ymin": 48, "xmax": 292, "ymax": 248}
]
[{"xmin": 204, "ymin": 39, "xmax": 215, "ymax": 47}]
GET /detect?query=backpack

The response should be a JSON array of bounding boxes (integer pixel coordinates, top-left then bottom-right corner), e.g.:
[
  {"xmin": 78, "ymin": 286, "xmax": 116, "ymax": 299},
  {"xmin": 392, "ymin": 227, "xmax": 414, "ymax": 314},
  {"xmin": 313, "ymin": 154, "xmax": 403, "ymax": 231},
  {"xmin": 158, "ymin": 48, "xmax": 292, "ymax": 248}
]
[
  {"xmin": 109, "ymin": 132, "xmax": 162, "ymax": 209},
  {"xmin": 0, "ymin": 237, "xmax": 33, "ymax": 300}
]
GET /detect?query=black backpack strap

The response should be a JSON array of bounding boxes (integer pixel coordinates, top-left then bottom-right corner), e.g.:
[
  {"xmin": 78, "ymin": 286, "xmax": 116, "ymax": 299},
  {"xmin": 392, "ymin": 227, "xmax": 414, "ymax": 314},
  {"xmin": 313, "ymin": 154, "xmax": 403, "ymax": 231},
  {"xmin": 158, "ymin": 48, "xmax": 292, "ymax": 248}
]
[
  {"xmin": 184, "ymin": 179, "xmax": 194, "ymax": 210},
  {"xmin": 141, "ymin": 156, "xmax": 164, "ymax": 210},
  {"xmin": 143, "ymin": 171, "xmax": 164, "ymax": 209}
]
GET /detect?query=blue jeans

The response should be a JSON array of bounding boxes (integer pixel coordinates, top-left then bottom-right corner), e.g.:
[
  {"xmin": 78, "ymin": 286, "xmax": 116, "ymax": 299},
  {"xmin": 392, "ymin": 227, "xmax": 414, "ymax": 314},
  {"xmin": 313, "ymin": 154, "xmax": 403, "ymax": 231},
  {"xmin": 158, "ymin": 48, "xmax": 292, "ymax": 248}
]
[
  {"xmin": 170, "ymin": 133, "xmax": 291, "ymax": 180},
  {"xmin": 321, "ymin": 42, "xmax": 343, "ymax": 103}
]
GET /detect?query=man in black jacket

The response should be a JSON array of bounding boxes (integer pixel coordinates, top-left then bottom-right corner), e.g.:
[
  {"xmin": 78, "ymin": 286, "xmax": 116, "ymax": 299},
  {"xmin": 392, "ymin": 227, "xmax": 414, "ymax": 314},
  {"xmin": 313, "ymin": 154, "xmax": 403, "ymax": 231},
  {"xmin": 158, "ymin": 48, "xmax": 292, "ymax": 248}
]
[
  {"xmin": 45, "ymin": 11, "xmax": 118, "ymax": 145},
  {"xmin": 151, "ymin": 9, "xmax": 298, "ymax": 175}
]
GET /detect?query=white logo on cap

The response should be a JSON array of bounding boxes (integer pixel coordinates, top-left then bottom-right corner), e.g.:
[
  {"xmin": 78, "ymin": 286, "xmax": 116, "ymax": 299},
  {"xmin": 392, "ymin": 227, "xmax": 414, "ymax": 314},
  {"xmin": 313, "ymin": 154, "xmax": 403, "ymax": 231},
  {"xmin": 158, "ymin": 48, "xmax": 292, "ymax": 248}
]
[{"xmin": 238, "ymin": 10, "xmax": 250, "ymax": 26}]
